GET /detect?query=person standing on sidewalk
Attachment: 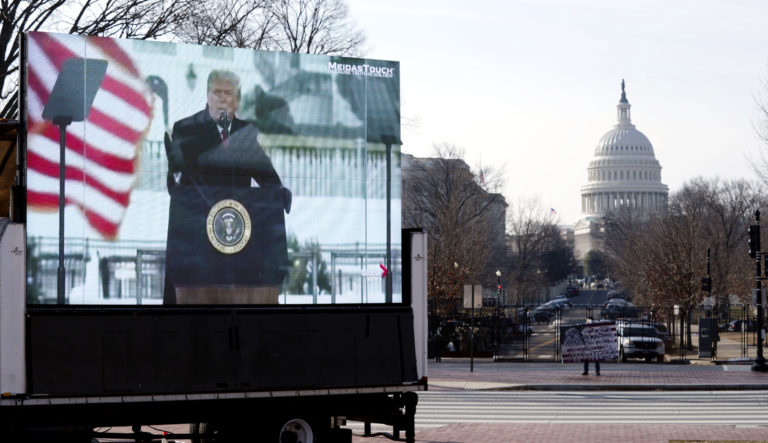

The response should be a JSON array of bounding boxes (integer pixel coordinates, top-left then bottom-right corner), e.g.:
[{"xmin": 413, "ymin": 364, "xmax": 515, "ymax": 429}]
[{"xmin": 582, "ymin": 317, "xmax": 601, "ymax": 376}]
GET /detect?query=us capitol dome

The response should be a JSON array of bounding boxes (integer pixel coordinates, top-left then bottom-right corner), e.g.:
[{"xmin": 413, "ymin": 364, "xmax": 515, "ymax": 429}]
[{"xmin": 573, "ymin": 80, "xmax": 668, "ymax": 260}]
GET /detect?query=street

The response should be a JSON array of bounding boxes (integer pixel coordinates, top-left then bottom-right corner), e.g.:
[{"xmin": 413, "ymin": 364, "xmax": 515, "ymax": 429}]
[
  {"xmin": 96, "ymin": 289, "xmax": 768, "ymax": 443},
  {"xmin": 96, "ymin": 360, "xmax": 768, "ymax": 442},
  {"xmin": 410, "ymin": 390, "xmax": 768, "ymax": 425},
  {"xmin": 345, "ymin": 361, "xmax": 768, "ymax": 443}
]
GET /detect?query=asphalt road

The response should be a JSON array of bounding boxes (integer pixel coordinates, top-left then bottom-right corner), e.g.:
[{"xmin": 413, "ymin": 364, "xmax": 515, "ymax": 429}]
[{"xmin": 350, "ymin": 389, "xmax": 768, "ymax": 443}]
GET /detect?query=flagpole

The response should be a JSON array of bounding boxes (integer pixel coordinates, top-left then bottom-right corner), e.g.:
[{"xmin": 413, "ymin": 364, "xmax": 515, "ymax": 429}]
[{"xmin": 55, "ymin": 117, "xmax": 71, "ymax": 304}]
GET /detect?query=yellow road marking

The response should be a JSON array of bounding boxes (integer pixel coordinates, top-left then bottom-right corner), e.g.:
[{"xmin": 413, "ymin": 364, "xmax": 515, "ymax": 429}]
[{"xmin": 528, "ymin": 336, "xmax": 557, "ymax": 352}]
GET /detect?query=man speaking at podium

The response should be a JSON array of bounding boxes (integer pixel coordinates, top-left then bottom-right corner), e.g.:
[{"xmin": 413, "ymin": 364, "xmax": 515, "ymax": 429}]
[{"xmin": 163, "ymin": 70, "xmax": 291, "ymax": 305}]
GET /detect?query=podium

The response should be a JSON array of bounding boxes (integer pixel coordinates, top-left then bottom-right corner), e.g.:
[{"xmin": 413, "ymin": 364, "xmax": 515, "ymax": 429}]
[
  {"xmin": 164, "ymin": 182, "xmax": 289, "ymax": 304},
  {"xmin": 162, "ymin": 123, "xmax": 291, "ymax": 304}
]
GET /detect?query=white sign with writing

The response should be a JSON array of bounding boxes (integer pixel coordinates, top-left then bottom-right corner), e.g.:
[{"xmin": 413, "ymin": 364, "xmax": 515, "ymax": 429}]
[{"xmin": 561, "ymin": 322, "xmax": 619, "ymax": 363}]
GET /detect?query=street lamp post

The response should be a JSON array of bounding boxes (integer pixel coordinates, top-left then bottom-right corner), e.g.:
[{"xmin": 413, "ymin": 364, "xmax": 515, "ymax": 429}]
[
  {"xmin": 495, "ymin": 270, "xmax": 502, "ymax": 360},
  {"xmin": 536, "ymin": 269, "xmax": 542, "ymax": 305},
  {"xmin": 674, "ymin": 304, "xmax": 685, "ymax": 361},
  {"xmin": 706, "ymin": 248, "xmax": 716, "ymax": 360},
  {"xmin": 750, "ymin": 210, "xmax": 767, "ymax": 371}
]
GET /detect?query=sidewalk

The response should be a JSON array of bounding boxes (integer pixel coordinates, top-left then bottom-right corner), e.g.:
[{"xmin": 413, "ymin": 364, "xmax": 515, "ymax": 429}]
[
  {"xmin": 104, "ymin": 360, "xmax": 768, "ymax": 443},
  {"xmin": 352, "ymin": 423, "xmax": 768, "ymax": 443},
  {"xmin": 426, "ymin": 358, "xmax": 768, "ymax": 391},
  {"xmin": 350, "ymin": 359, "xmax": 768, "ymax": 443}
]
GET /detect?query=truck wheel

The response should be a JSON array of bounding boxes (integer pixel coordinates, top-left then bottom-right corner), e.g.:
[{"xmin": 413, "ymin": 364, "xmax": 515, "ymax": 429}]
[
  {"xmin": 657, "ymin": 355, "xmax": 664, "ymax": 363},
  {"xmin": 189, "ymin": 422, "xmax": 213, "ymax": 443},
  {"xmin": 278, "ymin": 418, "xmax": 315, "ymax": 443}
]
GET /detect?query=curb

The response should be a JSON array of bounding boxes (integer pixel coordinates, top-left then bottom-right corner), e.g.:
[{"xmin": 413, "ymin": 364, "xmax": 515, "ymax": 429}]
[{"xmin": 490, "ymin": 384, "xmax": 768, "ymax": 391}]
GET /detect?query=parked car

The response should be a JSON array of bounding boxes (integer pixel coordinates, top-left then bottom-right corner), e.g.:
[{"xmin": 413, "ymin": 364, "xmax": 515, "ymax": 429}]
[
  {"xmin": 726, "ymin": 319, "xmax": 758, "ymax": 332},
  {"xmin": 565, "ymin": 286, "xmax": 580, "ymax": 297},
  {"xmin": 512, "ymin": 322, "xmax": 533, "ymax": 337},
  {"xmin": 606, "ymin": 290, "xmax": 630, "ymax": 302},
  {"xmin": 544, "ymin": 299, "xmax": 572, "ymax": 310},
  {"xmin": 616, "ymin": 323, "xmax": 665, "ymax": 362},
  {"xmin": 530, "ymin": 307, "xmax": 556, "ymax": 323},
  {"xmin": 601, "ymin": 303, "xmax": 639, "ymax": 320}
]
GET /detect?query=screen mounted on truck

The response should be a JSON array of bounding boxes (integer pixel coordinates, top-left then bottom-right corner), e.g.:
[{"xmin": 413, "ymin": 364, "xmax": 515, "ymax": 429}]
[{"xmin": 24, "ymin": 32, "xmax": 401, "ymax": 306}]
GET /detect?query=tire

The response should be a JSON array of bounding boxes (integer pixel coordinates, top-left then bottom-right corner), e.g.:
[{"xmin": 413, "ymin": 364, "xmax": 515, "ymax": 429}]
[
  {"xmin": 657, "ymin": 354, "xmax": 664, "ymax": 363},
  {"xmin": 645, "ymin": 356, "xmax": 652, "ymax": 363},
  {"xmin": 189, "ymin": 423, "xmax": 213, "ymax": 443},
  {"xmin": 278, "ymin": 418, "xmax": 316, "ymax": 443}
]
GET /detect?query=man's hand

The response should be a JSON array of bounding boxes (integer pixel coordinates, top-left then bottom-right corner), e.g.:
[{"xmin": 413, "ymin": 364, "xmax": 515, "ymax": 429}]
[{"xmin": 164, "ymin": 132, "xmax": 184, "ymax": 171}]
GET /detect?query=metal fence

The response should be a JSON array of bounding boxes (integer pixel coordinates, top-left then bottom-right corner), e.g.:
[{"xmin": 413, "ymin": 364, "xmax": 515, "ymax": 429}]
[
  {"xmin": 27, "ymin": 236, "xmax": 401, "ymax": 305},
  {"xmin": 428, "ymin": 303, "xmax": 767, "ymax": 362}
]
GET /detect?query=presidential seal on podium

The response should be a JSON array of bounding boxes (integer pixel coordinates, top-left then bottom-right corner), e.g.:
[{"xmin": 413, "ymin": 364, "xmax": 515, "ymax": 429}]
[{"xmin": 206, "ymin": 199, "xmax": 251, "ymax": 254}]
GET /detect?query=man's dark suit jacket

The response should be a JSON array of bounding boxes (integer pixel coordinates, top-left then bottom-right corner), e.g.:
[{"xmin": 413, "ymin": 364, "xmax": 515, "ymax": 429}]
[
  {"xmin": 167, "ymin": 107, "xmax": 282, "ymax": 188},
  {"xmin": 163, "ymin": 107, "xmax": 290, "ymax": 304}
]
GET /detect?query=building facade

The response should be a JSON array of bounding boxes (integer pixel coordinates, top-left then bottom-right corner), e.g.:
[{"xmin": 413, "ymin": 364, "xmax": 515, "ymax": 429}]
[{"xmin": 574, "ymin": 81, "xmax": 669, "ymax": 261}]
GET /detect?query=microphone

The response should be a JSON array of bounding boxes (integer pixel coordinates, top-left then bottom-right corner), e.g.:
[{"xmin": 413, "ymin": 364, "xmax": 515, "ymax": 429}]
[{"xmin": 218, "ymin": 111, "xmax": 230, "ymax": 140}]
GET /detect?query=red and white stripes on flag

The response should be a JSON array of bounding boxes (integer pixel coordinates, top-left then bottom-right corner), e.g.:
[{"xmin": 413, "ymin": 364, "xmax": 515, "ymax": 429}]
[{"xmin": 26, "ymin": 32, "xmax": 151, "ymax": 239}]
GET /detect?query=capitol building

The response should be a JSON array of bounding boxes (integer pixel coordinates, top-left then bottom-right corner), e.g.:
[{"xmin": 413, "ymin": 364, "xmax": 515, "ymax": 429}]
[{"xmin": 573, "ymin": 81, "xmax": 669, "ymax": 260}]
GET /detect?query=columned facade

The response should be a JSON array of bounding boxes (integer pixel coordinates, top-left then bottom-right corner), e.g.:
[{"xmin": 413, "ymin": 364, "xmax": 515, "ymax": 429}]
[
  {"xmin": 574, "ymin": 81, "xmax": 668, "ymax": 261},
  {"xmin": 581, "ymin": 191, "xmax": 668, "ymax": 214}
]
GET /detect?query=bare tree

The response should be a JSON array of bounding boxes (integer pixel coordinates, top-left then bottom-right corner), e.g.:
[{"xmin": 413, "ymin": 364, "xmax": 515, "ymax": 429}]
[
  {"xmin": 402, "ymin": 144, "xmax": 506, "ymax": 316},
  {"xmin": 0, "ymin": 0, "xmax": 197, "ymax": 118},
  {"xmin": 691, "ymin": 178, "xmax": 760, "ymax": 304},
  {"xmin": 505, "ymin": 198, "xmax": 570, "ymax": 305},
  {"xmin": 751, "ymin": 75, "xmax": 768, "ymax": 185},
  {"xmin": 63, "ymin": 0, "xmax": 192, "ymax": 38},
  {"xmin": 607, "ymin": 177, "xmax": 765, "ymax": 348},
  {"xmin": 0, "ymin": 0, "xmax": 368, "ymax": 119},
  {"xmin": 610, "ymin": 178, "xmax": 763, "ymax": 307},
  {"xmin": 174, "ymin": 0, "xmax": 275, "ymax": 49},
  {"xmin": 612, "ymin": 181, "xmax": 709, "ymax": 311},
  {"xmin": 270, "ymin": 0, "xmax": 366, "ymax": 56}
]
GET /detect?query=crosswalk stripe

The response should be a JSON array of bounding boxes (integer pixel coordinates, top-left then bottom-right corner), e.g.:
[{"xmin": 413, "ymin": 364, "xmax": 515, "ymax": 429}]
[{"xmin": 344, "ymin": 390, "xmax": 768, "ymax": 433}]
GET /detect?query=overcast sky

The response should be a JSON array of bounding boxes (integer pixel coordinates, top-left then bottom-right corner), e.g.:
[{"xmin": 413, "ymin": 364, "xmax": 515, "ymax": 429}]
[{"xmin": 347, "ymin": 0, "xmax": 768, "ymax": 225}]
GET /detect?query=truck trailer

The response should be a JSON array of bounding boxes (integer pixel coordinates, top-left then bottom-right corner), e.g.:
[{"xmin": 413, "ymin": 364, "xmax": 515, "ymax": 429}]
[{"xmin": 0, "ymin": 32, "xmax": 426, "ymax": 442}]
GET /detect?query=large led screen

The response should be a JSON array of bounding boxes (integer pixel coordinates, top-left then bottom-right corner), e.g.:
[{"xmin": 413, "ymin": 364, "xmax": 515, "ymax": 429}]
[{"xmin": 24, "ymin": 32, "xmax": 401, "ymax": 306}]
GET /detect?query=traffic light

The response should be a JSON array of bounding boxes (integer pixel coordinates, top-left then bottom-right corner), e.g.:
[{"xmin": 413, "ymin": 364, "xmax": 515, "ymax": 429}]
[
  {"xmin": 748, "ymin": 225, "xmax": 760, "ymax": 259},
  {"xmin": 701, "ymin": 276, "xmax": 711, "ymax": 292}
]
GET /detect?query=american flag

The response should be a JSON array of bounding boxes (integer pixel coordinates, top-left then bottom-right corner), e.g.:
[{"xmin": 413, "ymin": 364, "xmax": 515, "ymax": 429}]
[{"xmin": 26, "ymin": 32, "xmax": 151, "ymax": 239}]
